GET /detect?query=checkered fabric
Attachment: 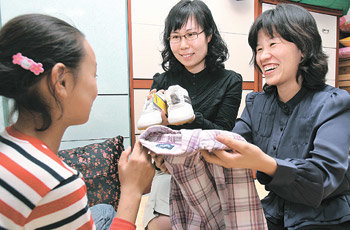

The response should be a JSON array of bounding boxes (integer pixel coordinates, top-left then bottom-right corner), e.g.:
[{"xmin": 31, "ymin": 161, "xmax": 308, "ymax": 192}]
[{"xmin": 140, "ymin": 125, "xmax": 267, "ymax": 229}]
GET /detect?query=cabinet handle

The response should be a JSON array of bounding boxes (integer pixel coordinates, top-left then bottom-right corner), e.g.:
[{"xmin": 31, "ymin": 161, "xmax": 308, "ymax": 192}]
[{"xmin": 322, "ymin": 28, "xmax": 330, "ymax": 34}]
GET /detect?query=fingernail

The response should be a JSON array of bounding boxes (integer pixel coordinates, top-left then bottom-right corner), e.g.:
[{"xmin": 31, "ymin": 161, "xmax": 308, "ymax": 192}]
[{"xmin": 216, "ymin": 134, "xmax": 224, "ymax": 141}]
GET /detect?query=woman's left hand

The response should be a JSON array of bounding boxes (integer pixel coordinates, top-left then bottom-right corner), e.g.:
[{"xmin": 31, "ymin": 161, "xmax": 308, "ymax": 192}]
[{"xmin": 201, "ymin": 134, "xmax": 277, "ymax": 176}]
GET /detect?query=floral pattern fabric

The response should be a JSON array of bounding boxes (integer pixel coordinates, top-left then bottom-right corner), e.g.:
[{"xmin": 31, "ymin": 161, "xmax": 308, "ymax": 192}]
[{"xmin": 58, "ymin": 136, "xmax": 124, "ymax": 210}]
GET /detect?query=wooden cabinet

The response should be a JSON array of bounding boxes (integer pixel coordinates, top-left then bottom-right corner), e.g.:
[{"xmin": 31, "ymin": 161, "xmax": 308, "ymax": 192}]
[{"xmin": 338, "ymin": 59, "xmax": 350, "ymax": 93}]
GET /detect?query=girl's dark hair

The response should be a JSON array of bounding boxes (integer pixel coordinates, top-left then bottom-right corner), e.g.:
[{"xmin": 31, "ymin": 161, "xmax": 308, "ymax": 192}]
[
  {"xmin": 161, "ymin": 0, "xmax": 228, "ymax": 73},
  {"xmin": 248, "ymin": 4, "xmax": 328, "ymax": 93},
  {"xmin": 0, "ymin": 14, "xmax": 85, "ymax": 130}
]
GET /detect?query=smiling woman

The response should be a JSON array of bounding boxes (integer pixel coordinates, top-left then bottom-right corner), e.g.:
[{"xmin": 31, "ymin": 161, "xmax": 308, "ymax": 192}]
[
  {"xmin": 255, "ymin": 30, "xmax": 303, "ymax": 102},
  {"xmin": 142, "ymin": 0, "xmax": 243, "ymax": 229},
  {"xmin": 201, "ymin": 3, "xmax": 350, "ymax": 230}
]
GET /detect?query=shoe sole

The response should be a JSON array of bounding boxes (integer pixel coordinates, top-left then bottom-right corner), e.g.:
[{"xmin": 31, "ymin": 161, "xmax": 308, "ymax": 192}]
[
  {"xmin": 168, "ymin": 115, "xmax": 195, "ymax": 126},
  {"xmin": 137, "ymin": 121, "xmax": 162, "ymax": 130},
  {"xmin": 138, "ymin": 115, "xmax": 194, "ymax": 129}
]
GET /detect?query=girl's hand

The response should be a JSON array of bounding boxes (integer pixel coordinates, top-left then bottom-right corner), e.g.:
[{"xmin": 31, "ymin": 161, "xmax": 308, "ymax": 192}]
[
  {"xmin": 116, "ymin": 141, "xmax": 155, "ymax": 223},
  {"xmin": 201, "ymin": 134, "xmax": 277, "ymax": 176},
  {"xmin": 118, "ymin": 141, "xmax": 155, "ymax": 195}
]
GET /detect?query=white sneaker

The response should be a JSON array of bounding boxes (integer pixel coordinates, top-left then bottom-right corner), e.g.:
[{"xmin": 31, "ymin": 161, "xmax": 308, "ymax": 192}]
[
  {"xmin": 165, "ymin": 85, "xmax": 195, "ymax": 125},
  {"xmin": 137, "ymin": 92, "xmax": 166, "ymax": 130}
]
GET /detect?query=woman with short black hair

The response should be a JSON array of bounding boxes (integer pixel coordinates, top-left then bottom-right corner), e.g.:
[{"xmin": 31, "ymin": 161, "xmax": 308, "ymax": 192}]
[{"xmin": 202, "ymin": 4, "xmax": 350, "ymax": 229}]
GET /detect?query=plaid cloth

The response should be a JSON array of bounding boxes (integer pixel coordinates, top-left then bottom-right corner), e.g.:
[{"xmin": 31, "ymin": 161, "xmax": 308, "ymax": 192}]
[{"xmin": 139, "ymin": 125, "xmax": 267, "ymax": 229}]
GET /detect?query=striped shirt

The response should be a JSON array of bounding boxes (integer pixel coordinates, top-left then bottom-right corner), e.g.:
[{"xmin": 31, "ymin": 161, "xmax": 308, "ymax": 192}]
[
  {"xmin": 140, "ymin": 125, "xmax": 267, "ymax": 229},
  {"xmin": 0, "ymin": 126, "xmax": 94, "ymax": 229}
]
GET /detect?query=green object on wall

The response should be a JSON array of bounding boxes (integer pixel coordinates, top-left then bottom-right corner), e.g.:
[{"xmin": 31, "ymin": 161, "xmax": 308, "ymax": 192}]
[{"xmin": 289, "ymin": 0, "xmax": 350, "ymax": 15}]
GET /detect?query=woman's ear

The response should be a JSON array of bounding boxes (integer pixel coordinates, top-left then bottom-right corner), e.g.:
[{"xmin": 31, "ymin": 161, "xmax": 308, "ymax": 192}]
[
  {"xmin": 300, "ymin": 52, "xmax": 305, "ymax": 64},
  {"xmin": 50, "ymin": 63, "xmax": 70, "ymax": 99},
  {"xmin": 207, "ymin": 34, "xmax": 213, "ymax": 43}
]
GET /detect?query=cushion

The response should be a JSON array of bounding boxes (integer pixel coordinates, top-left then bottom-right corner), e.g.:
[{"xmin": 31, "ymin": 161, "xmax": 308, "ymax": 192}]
[{"xmin": 58, "ymin": 136, "xmax": 124, "ymax": 210}]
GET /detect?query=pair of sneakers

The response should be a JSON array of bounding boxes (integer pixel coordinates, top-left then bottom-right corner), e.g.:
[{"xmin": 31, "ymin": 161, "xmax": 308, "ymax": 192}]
[{"xmin": 137, "ymin": 85, "xmax": 195, "ymax": 130}]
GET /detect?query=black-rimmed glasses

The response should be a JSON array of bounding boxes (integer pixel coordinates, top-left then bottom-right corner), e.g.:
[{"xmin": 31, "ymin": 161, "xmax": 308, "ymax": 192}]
[{"xmin": 168, "ymin": 30, "xmax": 205, "ymax": 43}]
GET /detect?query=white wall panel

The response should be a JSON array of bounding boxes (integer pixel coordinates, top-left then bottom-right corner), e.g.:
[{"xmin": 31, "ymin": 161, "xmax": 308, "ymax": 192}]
[
  {"xmin": 62, "ymin": 95, "xmax": 130, "ymax": 141},
  {"xmin": 1, "ymin": 0, "xmax": 131, "ymax": 148},
  {"xmin": 132, "ymin": 24, "xmax": 163, "ymax": 79},
  {"xmin": 222, "ymin": 33, "xmax": 254, "ymax": 81},
  {"xmin": 0, "ymin": 0, "xmax": 129, "ymax": 94}
]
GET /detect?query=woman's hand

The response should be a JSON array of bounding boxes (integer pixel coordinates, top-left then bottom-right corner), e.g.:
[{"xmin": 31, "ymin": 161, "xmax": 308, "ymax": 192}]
[
  {"xmin": 201, "ymin": 134, "xmax": 277, "ymax": 176},
  {"xmin": 148, "ymin": 89, "xmax": 169, "ymax": 126},
  {"xmin": 147, "ymin": 89, "xmax": 158, "ymax": 100},
  {"xmin": 118, "ymin": 141, "xmax": 155, "ymax": 196},
  {"xmin": 160, "ymin": 110, "xmax": 170, "ymax": 126},
  {"xmin": 150, "ymin": 151, "xmax": 169, "ymax": 174},
  {"xmin": 116, "ymin": 141, "xmax": 155, "ymax": 223}
]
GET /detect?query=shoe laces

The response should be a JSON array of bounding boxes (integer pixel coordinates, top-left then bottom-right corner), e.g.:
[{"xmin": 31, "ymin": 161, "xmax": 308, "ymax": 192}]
[{"xmin": 166, "ymin": 85, "xmax": 192, "ymax": 108}]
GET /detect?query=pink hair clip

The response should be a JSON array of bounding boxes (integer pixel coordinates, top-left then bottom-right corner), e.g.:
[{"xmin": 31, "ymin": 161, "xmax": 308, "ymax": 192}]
[{"xmin": 12, "ymin": 52, "xmax": 44, "ymax": 76}]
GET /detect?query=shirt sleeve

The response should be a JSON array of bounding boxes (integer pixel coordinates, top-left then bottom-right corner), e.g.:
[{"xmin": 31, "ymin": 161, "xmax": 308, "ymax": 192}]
[
  {"xmin": 232, "ymin": 92, "xmax": 256, "ymax": 142},
  {"xmin": 109, "ymin": 217, "xmax": 136, "ymax": 230},
  {"xmin": 258, "ymin": 90, "xmax": 350, "ymax": 208},
  {"xmin": 192, "ymin": 72, "xmax": 242, "ymax": 131}
]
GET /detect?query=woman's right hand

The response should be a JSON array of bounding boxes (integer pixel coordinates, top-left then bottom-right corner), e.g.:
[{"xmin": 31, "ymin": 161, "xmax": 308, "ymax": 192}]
[
  {"xmin": 118, "ymin": 141, "xmax": 155, "ymax": 195},
  {"xmin": 147, "ymin": 89, "xmax": 158, "ymax": 100},
  {"xmin": 116, "ymin": 141, "xmax": 155, "ymax": 223},
  {"xmin": 201, "ymin": 134, "xmax": 277, "ymax": 176},
  {"xmin": 149, "ymin": 88, "xmax": 169, "ymax": 126}
]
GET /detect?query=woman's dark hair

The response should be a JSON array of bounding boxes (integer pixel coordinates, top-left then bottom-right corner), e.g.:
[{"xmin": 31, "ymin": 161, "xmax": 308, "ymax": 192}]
[
  {"xmin": 0, "ymin": 14, "xmax": 85, "ymax": 130},
  {"xmin": 161, "ymin": 0, "xmax": 228, "ymax": 73},
  {"xmin": 248, "ymin": 4, "xmax": 328, "ymax": 93}
]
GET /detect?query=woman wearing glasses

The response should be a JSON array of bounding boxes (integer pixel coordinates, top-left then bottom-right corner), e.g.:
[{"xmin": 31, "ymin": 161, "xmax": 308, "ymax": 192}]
[{"xmin": 143, "ymin": 0, "xmax": 242, "ymax": 229}]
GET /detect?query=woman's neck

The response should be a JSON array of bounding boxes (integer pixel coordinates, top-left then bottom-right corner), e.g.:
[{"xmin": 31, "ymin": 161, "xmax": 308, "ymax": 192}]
[
  {"xmin": 277, "ymin": 78, "xmax": 302, "ymax": 103},
  {"xmin": 13, "ymin": 113, "xmax": 66, "ymax": 154}
]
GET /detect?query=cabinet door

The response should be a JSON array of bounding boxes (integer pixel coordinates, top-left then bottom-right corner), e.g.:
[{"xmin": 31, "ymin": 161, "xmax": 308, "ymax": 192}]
[{"xmin": 310, "ymin": 12, "xmax": 337, "ymax": 49}]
